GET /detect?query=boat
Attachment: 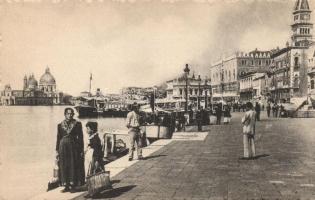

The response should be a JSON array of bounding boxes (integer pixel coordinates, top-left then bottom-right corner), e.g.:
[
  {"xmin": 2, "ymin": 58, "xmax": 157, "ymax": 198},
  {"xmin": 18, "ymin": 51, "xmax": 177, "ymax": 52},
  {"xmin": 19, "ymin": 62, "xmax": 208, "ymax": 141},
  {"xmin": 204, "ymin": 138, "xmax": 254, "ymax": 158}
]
[
  {"xmin": 102, "ymin": 108, "xmax": 129, "ymax": 118},
  {"xmin": 74, "ymin": 96, "xmax": 105, "ymax": 117}
]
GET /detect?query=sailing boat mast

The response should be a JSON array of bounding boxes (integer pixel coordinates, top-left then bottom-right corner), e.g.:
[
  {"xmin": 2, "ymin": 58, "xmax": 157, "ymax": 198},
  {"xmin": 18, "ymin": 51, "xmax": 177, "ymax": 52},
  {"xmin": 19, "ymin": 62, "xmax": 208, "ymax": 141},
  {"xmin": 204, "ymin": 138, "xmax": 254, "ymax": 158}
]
[{"xmin": 89, "ymin": 73, "xmax": 92, "ymax": 97}]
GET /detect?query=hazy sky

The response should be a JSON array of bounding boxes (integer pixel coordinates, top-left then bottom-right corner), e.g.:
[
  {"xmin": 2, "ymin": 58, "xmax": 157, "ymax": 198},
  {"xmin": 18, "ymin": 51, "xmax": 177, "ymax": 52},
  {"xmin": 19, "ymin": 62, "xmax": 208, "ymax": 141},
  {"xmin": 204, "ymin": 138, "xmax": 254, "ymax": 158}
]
[{"xmin": 0, "ymin": 0, "xmax": 310, "ymax": 95}]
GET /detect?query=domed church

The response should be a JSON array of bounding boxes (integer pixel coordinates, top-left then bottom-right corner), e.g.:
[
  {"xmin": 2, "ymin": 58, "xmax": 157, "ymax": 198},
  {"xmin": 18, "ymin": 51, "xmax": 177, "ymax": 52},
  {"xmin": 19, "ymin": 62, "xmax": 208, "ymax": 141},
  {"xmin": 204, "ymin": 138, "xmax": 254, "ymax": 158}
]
[
  {"xmin": 1, "ymin": 67, "xmax": 62, "ymax": 105},
  {"xmin": 39, "ymin": 67, "xmax": 56, "ymax": 93}
]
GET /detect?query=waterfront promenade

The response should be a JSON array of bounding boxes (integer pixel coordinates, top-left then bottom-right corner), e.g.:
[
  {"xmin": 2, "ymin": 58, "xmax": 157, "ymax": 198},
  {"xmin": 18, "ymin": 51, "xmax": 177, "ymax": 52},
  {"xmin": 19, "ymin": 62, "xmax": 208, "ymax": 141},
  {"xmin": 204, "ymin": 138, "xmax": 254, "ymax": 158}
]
[{"xmin": 72, "ymin": 112, "xmax": 315, "ymax": 200}]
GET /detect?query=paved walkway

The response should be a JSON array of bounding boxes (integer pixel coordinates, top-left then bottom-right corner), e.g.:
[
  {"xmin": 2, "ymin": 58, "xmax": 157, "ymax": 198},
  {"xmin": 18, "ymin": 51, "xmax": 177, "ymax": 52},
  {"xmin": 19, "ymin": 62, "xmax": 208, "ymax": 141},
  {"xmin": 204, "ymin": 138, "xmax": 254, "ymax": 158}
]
[{"xmin": 74, "ymin": 112, "xmax": 315, "ymax": 200}]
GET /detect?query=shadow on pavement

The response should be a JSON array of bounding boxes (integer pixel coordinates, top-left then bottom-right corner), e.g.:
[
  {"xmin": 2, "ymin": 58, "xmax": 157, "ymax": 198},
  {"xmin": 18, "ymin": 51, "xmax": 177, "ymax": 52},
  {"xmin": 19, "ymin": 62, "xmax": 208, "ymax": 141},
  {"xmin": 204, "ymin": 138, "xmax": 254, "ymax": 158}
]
[
  {"xmin": 253, "ymin": 154, "xmax": 270, "ymax": 159},
  {"xmin": 238, "ymin": 154, "xmax": 270, "ymax": 161},
  {"xmin": 93, "ymin": 185, "xmax": 136, "ymax": 199},
  {"xmin": 143, "ymin": 154, "xmax": 167, "ymax": 160}
]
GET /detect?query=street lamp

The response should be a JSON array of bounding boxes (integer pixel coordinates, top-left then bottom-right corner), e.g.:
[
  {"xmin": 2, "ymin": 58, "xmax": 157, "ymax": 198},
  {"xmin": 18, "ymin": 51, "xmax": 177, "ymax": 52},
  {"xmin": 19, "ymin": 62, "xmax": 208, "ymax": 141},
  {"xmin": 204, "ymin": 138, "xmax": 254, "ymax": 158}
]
[
  {"xmin": 184, "ymin": 64, "xmax": 190, "ymax": 113},
  {"xmin": 221, "ymin": 69, "xmax": 224, "ymax": 109},
  {"xmin": 209, "ymin": 78, "xmax": 212, "ymax": 109},
  {"xmin": 204, "ymin": 79, "xmax": 208, "ymax": 109},
  {"xmin": 197, "ymin": 75, "xmax": 201, "ymax": 110}
]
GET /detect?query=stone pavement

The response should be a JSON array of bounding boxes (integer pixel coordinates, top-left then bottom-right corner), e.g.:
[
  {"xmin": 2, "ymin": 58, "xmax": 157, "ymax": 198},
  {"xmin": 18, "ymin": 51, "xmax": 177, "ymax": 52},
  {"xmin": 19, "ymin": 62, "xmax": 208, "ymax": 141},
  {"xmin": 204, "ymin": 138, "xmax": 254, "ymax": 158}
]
[{"xmin": 74, "ymin": 112, "xmax": 315, "ymax": 200}]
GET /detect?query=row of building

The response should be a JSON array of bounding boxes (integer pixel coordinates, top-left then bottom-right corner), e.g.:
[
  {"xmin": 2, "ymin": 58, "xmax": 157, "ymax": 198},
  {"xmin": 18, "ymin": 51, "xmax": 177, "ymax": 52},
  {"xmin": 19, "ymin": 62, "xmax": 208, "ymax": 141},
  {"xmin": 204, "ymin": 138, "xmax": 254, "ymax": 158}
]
[{"xmin": 166, "ymin": 0, "xmax": 315, "ymax": 108}]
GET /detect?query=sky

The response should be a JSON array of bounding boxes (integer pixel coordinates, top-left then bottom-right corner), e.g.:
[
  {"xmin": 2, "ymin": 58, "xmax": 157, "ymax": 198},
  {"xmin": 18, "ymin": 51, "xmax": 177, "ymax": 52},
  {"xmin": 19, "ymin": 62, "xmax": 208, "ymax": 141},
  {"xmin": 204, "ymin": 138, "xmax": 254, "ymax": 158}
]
[{"xmin": 0, "ymin": 0, "xmax": 310, "ymax": 95}]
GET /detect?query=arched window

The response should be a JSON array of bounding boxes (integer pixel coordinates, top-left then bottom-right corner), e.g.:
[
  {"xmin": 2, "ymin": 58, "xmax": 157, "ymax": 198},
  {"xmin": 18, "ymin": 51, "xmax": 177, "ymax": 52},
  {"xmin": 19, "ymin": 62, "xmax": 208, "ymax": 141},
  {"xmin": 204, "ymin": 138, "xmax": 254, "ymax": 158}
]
[
  {"xmin": 179, "ymin": 89, "xmax": 182, "ymax": 95},
  {"xmin": 311, "ymin": 80, "xmax": 315, "ymax": 89},
  {"xmin": 190, "ymin": 89, "xmax": 192, "ymax": 95},
  {"xmin": 294, "ymin": 57, "xmax": 299, "ymax": 67},
  {"xmin": 294, "ymin": 75, "xmax": 299, "ymax": 87}
]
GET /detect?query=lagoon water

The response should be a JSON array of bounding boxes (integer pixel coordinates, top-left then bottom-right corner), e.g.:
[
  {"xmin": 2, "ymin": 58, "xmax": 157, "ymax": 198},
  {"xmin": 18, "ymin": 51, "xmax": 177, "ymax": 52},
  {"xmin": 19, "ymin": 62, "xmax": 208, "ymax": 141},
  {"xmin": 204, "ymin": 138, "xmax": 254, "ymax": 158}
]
[{"xmin": 0, "ymin": 106, "xmax": 127, "ymax": 200}]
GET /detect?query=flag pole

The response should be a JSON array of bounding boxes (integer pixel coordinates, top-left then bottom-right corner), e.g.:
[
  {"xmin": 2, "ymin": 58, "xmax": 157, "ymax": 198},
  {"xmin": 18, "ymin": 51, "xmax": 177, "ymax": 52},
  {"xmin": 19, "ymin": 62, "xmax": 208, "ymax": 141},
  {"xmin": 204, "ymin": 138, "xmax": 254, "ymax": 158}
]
[{"xmin": 89, "ymin": 73, "xmax": 92, "ymax": 96}]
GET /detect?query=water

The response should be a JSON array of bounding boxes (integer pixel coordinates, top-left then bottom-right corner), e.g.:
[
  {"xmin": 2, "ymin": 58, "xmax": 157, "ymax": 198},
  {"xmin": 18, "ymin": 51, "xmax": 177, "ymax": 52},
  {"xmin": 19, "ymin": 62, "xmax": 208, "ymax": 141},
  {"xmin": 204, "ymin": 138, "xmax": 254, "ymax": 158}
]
[{"xmin": 0, "ymin": 106, "xmax": 127, "ymax": 200}]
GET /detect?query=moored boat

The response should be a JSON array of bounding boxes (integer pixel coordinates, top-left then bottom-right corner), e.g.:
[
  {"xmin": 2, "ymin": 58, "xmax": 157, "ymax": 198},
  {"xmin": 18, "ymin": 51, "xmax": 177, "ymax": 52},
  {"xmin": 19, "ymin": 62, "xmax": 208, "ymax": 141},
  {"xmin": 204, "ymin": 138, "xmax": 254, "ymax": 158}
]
[
  {"xmin": 74, "ymin": 104, "xmax": 99, "ymax": 117},
  {"xmin": 74, "ymin": 96, "xmax": 105, "ymax": 117}
]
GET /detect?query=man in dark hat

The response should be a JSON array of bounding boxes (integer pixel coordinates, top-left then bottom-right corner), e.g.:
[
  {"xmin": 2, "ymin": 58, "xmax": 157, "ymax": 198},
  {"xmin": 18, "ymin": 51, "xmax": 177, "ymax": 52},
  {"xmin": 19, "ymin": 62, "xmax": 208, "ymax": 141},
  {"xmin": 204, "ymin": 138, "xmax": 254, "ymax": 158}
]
[{"xmin": 126, "ymin": 102, "xmax": 144, "ymax": 161}]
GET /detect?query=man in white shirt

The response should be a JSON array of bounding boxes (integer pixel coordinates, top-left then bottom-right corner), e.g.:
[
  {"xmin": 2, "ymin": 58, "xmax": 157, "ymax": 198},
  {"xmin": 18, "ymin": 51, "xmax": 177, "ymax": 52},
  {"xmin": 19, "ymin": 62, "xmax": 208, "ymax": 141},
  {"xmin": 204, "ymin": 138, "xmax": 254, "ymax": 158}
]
[{"xmin": 126, "ymin": 102, "xmax": 143, "ymax": 161}]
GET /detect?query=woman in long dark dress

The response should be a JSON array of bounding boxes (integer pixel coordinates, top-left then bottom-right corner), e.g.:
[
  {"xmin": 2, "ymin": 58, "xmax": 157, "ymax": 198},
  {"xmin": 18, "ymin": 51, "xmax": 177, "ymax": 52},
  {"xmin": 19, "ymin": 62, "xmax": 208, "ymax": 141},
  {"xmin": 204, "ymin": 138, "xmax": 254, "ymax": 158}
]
[{"xmin": 56, "ymin": 108, "xmax": 85, "ymax": 192}]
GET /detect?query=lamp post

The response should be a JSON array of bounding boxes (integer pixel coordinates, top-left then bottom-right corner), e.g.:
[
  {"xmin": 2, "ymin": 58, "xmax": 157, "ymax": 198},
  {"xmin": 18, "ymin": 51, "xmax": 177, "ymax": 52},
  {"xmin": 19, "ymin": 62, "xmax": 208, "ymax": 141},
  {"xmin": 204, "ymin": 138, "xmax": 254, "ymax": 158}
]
[
  {"xmin": 197, "ymin": 75, "xmax": 201, "ymax": 110},
  {"xmin": 209, "ymin": 78, "xmax": 212, "ymax": 110},
  {"xmin": 204, "ymin": 79, "xmax": 208, "ymax": 109},
  {"xmin": 221, "ymin": 68, "xmax": 224, "ymax": 109},
  {"xmin": 184, "ymin": 64, "xmax": 190, "ymax": 113}
]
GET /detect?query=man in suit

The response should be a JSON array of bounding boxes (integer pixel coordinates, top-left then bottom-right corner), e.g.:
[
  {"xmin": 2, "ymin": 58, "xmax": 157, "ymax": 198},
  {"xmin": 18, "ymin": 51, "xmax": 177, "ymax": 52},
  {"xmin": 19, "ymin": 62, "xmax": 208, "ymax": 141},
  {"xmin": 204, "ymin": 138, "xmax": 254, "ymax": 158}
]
[{"xmin": 216, "ymin": 103, "xmax": 222, "ymax": 125}]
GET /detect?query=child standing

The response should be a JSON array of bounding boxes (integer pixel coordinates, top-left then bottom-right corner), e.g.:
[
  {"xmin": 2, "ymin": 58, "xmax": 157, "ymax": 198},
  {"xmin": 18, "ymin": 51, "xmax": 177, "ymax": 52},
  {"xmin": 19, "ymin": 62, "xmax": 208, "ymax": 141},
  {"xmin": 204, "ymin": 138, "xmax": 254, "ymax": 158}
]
[{"xmin": 85, "ymin": 122, "xmax": 104, "ymax": 176}]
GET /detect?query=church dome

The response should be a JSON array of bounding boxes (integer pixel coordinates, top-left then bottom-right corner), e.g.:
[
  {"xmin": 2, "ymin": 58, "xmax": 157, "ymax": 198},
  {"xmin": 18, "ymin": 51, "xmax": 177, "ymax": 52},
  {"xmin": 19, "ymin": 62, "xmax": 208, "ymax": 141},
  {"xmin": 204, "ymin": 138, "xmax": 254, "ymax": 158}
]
[
  {"xmin": 39, "ymin": 67, "xmax": 56, "ymax": 85},
  {"xmin": 28, "ymin": 75, "xmax": 38, "ymax": 87}
]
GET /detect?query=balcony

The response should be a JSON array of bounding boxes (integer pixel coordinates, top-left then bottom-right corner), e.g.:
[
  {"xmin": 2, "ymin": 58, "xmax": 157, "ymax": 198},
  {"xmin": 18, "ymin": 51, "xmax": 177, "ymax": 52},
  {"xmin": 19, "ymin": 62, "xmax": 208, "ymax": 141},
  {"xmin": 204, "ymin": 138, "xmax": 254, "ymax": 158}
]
[{"xmin": 308, "ymin": 67, "xmax": 315, "ymax": 75}]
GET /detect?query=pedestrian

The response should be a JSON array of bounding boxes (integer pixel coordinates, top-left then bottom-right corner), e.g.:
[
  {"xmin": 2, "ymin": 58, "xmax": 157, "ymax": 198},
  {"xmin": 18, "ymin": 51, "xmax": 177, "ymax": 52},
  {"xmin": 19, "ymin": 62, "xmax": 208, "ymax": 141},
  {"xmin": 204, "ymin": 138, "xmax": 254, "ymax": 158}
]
[
  {"xmin": 180, "ymin": 112, "xmax": 186, "ymax": 131},
  {"xmin": 216, "ymin": 103, "xmax": 222, "ymax": 125},
  {"xmin": 255, "ymin": 102, "xmax": 261, "ymax": 121},
  {"xmin": 223, "ymin": 105, "xmax": 231, "ymax": 124},
  {"xmin": 196, "ymin": 108, "xmax": 203, "ymax": 131},
  {"xmin": 85, "ymin": 121, "xmax": 104, "ymax": 176},
  {"xmin": 272, "ymin": 103, "xmax": 276, "ymax": 117},
  {"xmin": 126, "ymin": 102, "xmax": 144, "ymax": 161},
  {"xmin": 266, "ymin": 102, "xmax": 271, "ymax": 118},
  {"xmin": 275, "ymin": 103, "xmax": 279, "ymax": 118},
  {"xmin": 279, "ymin": 104, "xmax": 287, "ymax": 117},
  {"xmin": 202, "ymin": 107, "xmax": 210, "ymax": 125},
  {"xmin": 56, "ymin": 107, "xmax": 85, "ymax": 192},
  {"xmin": 241, "ymin": 102, "xmax": 256, "ymax": 159}
]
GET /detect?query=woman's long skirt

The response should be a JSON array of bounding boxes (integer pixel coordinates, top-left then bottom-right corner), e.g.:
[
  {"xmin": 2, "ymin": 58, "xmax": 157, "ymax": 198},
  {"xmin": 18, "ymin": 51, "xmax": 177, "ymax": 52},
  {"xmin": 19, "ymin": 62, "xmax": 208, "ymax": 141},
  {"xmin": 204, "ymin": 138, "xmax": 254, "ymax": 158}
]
[{"xmin": 59, "ymin": 136, "xmax": 77, "ymax": 186}]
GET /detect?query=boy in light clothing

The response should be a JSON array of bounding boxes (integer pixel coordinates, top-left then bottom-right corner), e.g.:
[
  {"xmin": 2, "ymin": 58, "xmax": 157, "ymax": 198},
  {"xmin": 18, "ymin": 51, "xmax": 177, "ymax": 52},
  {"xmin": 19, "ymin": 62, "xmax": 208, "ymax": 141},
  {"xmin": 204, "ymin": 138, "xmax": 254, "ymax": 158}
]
[{"xmin": 241, "ymin": 102, "xmax": 256, "ymax": 159}]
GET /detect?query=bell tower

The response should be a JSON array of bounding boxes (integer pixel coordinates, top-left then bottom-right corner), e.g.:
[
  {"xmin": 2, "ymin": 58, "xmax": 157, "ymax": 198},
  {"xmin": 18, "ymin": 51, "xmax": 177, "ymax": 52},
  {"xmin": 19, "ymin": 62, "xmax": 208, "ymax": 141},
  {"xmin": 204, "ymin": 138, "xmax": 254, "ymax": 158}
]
[
  {"xmin": 23, "ymin": 75, "xmax": 28, "ymax": 90},
  {"xmin": 291, "ymin": 0, "xmax": 313, "ymax": 47}
]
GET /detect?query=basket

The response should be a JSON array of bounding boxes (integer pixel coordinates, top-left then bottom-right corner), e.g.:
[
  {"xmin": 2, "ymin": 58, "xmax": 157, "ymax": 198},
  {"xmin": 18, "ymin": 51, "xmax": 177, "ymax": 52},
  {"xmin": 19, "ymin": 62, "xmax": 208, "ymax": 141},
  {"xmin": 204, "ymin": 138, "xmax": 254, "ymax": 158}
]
[
  {"xmin": 47, "ymin": 159, "xmax": 60, "ymax": 191},
  {"xmin": 86, "ymin": 170, "xmax": 111, "ymax": 196}
]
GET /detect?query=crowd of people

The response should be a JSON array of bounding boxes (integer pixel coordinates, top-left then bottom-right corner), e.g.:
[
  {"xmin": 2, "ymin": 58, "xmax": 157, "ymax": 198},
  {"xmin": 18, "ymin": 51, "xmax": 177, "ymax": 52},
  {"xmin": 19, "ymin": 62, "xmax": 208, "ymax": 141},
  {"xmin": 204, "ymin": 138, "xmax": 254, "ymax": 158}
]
[{"xmin": 266, "ymin": 102, "xmax": 286, "ymax": 118}]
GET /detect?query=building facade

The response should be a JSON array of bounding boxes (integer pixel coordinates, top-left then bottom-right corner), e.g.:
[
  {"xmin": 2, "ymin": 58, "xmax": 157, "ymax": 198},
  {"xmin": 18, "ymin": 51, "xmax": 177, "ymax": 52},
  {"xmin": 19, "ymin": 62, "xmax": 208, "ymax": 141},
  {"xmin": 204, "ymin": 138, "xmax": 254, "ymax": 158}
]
[
  {"xmin": 166, "ymin": 71, "xmax": 211, "ymax": 109},
  {"xmin": 239, "ymin": 72, "xmax": 266, "ymax": 102},
  {"xmin": 307, "ymin": 42, "xmax": 315, "ymax": 98},
  {"xmin": 210, "ymin": 50, "xmax": 271, "ymax": 102},
  {"xmin": 269, "ymin": 0, "xmax": 313, "ymax": 103}
]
